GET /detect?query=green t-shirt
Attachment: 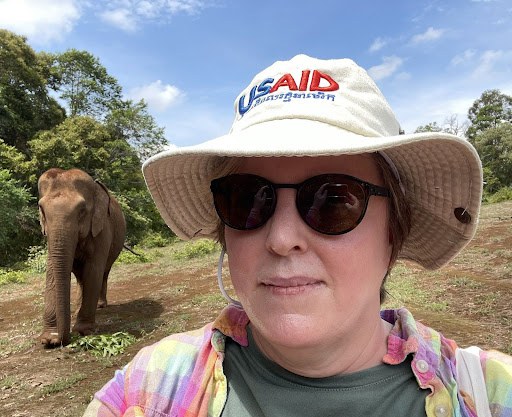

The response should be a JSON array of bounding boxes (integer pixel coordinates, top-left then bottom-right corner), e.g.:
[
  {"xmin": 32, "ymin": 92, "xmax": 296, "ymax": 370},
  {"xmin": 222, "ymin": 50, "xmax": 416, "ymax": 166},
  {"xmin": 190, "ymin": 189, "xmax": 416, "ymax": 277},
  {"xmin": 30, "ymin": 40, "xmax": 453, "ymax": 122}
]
[{"xmin": 222, "ymin": 326, "xmax": 428, "ymax": 417}]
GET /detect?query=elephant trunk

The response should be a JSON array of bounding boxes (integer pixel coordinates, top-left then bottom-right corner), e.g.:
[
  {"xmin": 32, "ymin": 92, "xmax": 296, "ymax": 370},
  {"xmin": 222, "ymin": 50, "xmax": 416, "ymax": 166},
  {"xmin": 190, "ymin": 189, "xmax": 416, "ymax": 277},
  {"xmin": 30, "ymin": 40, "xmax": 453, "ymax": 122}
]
[{"xmin": 44, "ymin": 229, "xmax": 77, "ymax": 346}]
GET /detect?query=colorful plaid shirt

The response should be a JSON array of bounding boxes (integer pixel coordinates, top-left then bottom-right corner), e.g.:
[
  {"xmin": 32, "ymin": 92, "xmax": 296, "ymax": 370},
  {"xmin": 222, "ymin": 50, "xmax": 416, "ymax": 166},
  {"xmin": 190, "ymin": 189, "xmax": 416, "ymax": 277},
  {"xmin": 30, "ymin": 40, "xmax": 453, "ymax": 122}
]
[{"xmin": 83, "ymin": 306, "xmax": 512, "ymax": 417}]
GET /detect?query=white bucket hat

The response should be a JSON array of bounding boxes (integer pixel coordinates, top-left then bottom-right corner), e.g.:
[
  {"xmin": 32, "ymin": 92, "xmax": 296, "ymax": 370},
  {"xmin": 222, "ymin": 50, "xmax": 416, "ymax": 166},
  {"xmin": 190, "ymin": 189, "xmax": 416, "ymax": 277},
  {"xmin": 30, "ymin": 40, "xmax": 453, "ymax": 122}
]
[{"xmin": 142, "ymin": 54, "xmax": 483, "ymax": 270}]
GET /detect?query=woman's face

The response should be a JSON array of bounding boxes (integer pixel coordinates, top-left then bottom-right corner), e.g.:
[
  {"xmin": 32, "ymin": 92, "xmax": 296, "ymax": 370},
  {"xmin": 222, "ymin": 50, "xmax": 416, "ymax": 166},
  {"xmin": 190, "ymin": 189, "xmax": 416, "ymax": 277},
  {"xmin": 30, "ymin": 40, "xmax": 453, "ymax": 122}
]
[{"xmin": 224, "ymin": 154, "xmax": 392, "ymax": 352}]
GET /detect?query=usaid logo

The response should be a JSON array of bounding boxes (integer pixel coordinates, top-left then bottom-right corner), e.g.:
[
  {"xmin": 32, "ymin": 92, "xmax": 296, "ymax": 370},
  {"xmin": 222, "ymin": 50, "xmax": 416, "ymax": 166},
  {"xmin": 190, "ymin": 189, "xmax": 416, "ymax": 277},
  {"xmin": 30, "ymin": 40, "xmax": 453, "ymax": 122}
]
[{"xmin": 238, "ymin": 69, "xmax": 340, "ymax": 116}]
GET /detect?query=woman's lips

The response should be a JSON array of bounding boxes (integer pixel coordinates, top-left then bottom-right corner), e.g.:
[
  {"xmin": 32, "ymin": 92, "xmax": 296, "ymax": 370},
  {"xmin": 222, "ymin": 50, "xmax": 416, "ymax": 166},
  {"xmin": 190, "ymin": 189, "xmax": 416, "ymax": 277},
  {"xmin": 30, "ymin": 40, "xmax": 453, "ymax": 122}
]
[{"xmin": 260, "ymin": 277, "xmax": 324, "ymax": 295}]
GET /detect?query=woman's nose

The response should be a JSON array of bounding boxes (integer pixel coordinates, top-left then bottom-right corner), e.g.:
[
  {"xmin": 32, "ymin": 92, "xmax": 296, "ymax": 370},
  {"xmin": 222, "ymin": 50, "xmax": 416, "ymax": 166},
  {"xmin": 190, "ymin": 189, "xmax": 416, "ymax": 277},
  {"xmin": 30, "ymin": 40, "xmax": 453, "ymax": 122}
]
[{"xmin": 264, "ymin": 189, "xmax": 309, "ymax": 256}]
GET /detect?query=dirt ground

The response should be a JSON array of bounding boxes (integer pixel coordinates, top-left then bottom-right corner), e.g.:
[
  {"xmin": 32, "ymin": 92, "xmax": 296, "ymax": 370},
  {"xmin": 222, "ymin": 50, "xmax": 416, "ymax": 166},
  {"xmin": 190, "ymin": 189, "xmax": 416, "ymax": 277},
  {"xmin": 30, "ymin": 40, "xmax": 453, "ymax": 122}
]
[{"xmin": 1, "ymin": 201, "xmax": 511, "ymax": 417}]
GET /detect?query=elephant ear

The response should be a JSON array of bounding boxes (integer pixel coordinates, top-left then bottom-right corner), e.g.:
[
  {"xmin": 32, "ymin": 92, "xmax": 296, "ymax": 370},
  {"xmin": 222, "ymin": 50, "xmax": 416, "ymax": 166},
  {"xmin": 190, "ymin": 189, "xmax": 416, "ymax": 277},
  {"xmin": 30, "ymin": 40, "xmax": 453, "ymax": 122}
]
[{"xmin": 91, "ymin": 181, "xmax": 111, "ymax": 237}]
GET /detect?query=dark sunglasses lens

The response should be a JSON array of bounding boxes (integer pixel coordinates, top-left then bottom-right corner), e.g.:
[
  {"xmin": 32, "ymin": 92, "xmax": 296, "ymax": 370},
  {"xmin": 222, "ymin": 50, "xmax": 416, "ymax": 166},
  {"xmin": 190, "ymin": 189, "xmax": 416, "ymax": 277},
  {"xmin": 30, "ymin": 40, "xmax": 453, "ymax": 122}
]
[
  {"xmin": 297, "ymin": 175, "xmax": 366, "ymax": 234},
  {"xmin": 212, "ymin": 175, "xmax": 275, "ymax": 230}
]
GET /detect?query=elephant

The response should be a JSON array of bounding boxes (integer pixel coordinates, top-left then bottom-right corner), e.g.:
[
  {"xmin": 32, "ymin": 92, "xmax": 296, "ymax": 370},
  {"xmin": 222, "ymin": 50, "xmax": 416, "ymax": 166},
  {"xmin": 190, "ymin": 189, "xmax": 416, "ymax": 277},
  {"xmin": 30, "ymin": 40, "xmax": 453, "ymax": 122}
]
[{"xmin": 37, "ymin": 168, "xmax": 126, "ymax": 347}]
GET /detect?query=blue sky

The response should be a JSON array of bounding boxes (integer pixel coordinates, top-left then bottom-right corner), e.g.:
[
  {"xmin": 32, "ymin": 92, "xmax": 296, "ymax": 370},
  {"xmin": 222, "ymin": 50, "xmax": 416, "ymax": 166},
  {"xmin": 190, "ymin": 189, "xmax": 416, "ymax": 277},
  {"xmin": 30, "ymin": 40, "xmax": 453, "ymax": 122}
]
[{"xmin": 1, "ymin": 0, "xmax": 511, "ymax": 147}]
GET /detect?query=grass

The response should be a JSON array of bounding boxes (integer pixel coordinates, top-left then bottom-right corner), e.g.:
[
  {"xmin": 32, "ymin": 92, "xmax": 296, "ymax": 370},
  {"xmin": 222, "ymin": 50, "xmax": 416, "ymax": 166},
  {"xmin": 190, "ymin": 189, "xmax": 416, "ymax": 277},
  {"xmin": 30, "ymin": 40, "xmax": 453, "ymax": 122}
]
[
  {"xmin": 172, "ymin": 239, "xmax": 219, "ymax": 260},
  {"xmin": 0, "ymin": 269, "xmax": 27, "ymax": 285},
  {"xmin": 0, "ymin": 375, "xmax": 18, "ymax": 390},
  {"xmin": 39, "ymin": 373, "xmax": 86, "ymax": 397}
]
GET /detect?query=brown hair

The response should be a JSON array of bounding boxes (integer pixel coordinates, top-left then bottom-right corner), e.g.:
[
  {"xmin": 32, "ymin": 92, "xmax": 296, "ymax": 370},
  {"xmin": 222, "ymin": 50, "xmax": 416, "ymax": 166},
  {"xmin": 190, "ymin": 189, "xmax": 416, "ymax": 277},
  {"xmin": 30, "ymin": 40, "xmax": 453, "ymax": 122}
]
[
  {"xmin": 214, "ymin": 153, "xmax": 412, "ymax": 303},
  {"xmin": 374, "ymin": 152, "xmax": 411, "ymax": 303}
]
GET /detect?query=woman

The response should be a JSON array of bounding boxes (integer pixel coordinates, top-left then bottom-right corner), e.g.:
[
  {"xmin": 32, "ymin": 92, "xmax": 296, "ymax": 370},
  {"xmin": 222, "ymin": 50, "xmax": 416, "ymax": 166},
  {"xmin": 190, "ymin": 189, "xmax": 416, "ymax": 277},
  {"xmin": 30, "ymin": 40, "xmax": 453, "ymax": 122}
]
[{"xmin": 84, "ymin": 55, "xmax": 512, "ymax": 417}]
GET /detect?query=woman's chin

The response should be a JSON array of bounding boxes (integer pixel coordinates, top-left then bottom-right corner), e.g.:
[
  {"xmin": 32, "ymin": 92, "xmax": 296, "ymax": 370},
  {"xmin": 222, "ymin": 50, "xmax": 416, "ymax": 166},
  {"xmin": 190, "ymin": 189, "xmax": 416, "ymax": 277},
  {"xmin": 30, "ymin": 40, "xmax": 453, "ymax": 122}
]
[{"xmin": 249, "ymin": 311, "xmax": 326, "ymax": 349}]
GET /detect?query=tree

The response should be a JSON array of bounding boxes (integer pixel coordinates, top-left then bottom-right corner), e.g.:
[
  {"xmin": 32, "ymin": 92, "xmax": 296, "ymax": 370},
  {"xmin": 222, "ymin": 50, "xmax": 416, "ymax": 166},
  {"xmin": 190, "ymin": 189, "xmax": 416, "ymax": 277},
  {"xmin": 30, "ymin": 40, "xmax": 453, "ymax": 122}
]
[
  {"xmin": 0, "ymin": 169, "xmax": 41, "ymax": 266},
  {"xmin": 0, "ymin": 29, "xmax": 65, "ymax": 151},
  {"xmin": 472, "ymin": 124, "xmax": 512, "ymax": 194},
  {"xmin": 415, "ymin": 115, "xmax": 469, "ymax": 138},
  {"xmin": 0, "ymin": 139, "xmax": 30, "ymax": 184},
  {"xmin": 105, "ymin": 99, "xmax": 167, "ymax": 162},
  {"xmin": 51, "ymin": 49, "xmax": 123, "ymax": 119},
  {"xmin": 27, "ymin": 116, "xmax": 168, "ymax": 242},
  {"xmin": 442, "ymin": 114, "xmax": 469, "ymax": 137},
  {"xmin": 414, "ymin": 122, "xmax": 442, "ymax": 133},
  {"xmin": 467, "ymin": 89, "xmax": 512, "ymax": 142}
]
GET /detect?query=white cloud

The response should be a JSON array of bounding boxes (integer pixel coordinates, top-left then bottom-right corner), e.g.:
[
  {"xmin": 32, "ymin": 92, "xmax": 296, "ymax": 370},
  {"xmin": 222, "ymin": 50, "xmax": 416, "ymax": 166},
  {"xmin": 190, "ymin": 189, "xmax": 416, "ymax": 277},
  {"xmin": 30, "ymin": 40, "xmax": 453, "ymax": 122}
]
[
  {"xmin": 367, "ymin": 56, "xmax": 404, "ymax": 81},
  {"xmin": 451, "ymin": 49, "xmax": 476, "ymax": 66},
  {"xmin": 98, "ymin": 0, "xmax": 211, "ymax": 31},
  {"xmin": 395, "ymin": 72, "xmax": 412, "ymax": 81},
  {"xmin": 411, "ymin": 27, "xmax": 445, "ymax": 44},
  {"xmin": 0, "ymin": 0, "xmax": 81, "ymax": 44},
  {"xmin": 369, "ymin": 37, "xmax": 387, "ymax": 53},
  {"xmin": 472, "ymin": 49, "xmax": 512, "ymax": 78},
  {"xmin": 100, "ymin": 8, "xmax": 137, "ymax": 31},
  {"xmin": 128, "ymin": 80, "xmax": 183, "ymax": 112},
  {"xmin": 136, "ymin": 1, "xmax": 159, "ymax": 18}
]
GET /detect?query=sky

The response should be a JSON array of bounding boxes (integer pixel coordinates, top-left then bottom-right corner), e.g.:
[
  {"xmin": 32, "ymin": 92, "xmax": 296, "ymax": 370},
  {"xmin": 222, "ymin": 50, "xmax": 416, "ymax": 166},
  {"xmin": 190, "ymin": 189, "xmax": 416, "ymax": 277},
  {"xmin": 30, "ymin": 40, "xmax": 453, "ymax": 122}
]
[{"xmin": 1, "ymin": 0, "xmax": 511, "ymax": 147}]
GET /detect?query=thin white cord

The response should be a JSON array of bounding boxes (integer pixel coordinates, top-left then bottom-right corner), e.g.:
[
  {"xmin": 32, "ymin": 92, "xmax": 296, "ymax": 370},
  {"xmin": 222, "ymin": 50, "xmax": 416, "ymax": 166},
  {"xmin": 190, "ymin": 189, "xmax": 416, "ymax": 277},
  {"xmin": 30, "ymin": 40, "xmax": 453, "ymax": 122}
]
[{"xmin": 217, "ymin": 248, "xmax": 243, "ymax": 307}]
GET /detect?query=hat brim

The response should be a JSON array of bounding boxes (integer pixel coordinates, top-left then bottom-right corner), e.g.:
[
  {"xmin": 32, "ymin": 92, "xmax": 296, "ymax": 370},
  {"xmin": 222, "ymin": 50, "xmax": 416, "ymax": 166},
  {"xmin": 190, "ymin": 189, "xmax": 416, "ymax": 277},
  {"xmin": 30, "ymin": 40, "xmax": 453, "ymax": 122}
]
[{"xmin": 143, "ymin": 118, "xmax": 482, "ymax": 270}]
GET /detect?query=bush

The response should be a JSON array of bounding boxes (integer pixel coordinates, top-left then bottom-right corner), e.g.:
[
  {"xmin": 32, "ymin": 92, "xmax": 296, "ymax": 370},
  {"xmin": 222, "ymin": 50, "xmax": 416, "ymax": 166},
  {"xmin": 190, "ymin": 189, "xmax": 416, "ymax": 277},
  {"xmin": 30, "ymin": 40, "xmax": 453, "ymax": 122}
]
[
  {"xmin": 172, "ymin": 239, "xmax": 219, "ymax": 260},
  {"xmin": 485, "ymin": 186, "xmax": 512, "ymax": 204},
  {"xmin": 139, "ymin": 232, "xmax": 176, "ymax": 248},
  {"xmin": 25, "ymin": 245, "xmax": 47, "ymax": 273},
  {"xmin": 0, "ymin": 269, "xmax": 27, "ymax": 285},
  {"xmin": 0, "ymin": 170, "xmax": 37, "ymax": 267},
  {"xmin": 115, "ymin": 248, "xmax": 149, "ymax": 264}
]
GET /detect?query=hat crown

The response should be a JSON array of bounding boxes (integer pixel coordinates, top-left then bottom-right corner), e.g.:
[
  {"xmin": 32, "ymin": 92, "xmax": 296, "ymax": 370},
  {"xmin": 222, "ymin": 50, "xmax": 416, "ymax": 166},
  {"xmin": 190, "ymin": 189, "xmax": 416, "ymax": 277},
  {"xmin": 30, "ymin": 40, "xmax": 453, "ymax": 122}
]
[{"xmin": 231, "ymin": 54, "xmax": 401, "ymax": 137}]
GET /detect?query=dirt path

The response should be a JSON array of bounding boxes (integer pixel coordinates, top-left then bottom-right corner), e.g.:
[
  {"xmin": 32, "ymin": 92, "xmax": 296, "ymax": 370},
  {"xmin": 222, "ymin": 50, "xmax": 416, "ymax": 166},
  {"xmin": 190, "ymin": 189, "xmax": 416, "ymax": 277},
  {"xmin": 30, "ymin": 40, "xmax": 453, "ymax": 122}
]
[{"xmin": 0, "ymin": 260, "xmax": 225, "ymax": 417}]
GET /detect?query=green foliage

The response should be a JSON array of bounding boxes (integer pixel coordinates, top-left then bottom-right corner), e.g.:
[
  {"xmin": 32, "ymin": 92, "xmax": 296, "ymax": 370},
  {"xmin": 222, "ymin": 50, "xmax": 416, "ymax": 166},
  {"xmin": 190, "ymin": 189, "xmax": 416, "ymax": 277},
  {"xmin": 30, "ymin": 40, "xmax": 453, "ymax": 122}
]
[
  {"xmin": 0, "ymin": 29, "xmax": 65, "ymax": 151},
  {"xmin": 0, "ymin": 170, "xmax": 41, "ymax": 266},
  {"xmin": 0, "ymin": 269, "xmax": 27, "ymax": 285},
  {"xmin": 27, "ymin": 116, "xmax": 113, "ymax": 180},
  {"xmin": 473, "ymin": 124, "xmax": 512, "ymax": 194},
  {"xmin": 0, "ymin": 139, "xmax": 30, "ymax": 183},
  {"xmin": 51, "ymin": 49, "xmax": 123, "ymax": 119},
  {"xmin": 414, "ymin": 121, "xmax": 443, "ymax": 133},
  {"xmin": 68, "ymin": 332, "xmax": 136, "ymax": 357},
  {"xmin": 25, "ymin": 245, "xmax": 47, "ymax": 273},
  {"xmin": 114, "ymin": 189, "xmax": 172, "ymax": 245},
  {"xmin": 467, "ymin": 89, "xmax": 512, "ymax": 142},
  {"xmin": 106, "ymin": 99, "xmax": 167, "ymax": 161},
  {"xmin": 116, "ymin": 249, "xmax": 150, "ymax": 264},
  {"xmin": 173, "ymin": 239, "xmax": 219, "ymax": 260},
  {"xmin": 485, "ymin": 187, "xmax": 512, "ymax": 203},
  {"xmin": 139, "ymin": 232, "xmax": 177, "ymax": 248}
]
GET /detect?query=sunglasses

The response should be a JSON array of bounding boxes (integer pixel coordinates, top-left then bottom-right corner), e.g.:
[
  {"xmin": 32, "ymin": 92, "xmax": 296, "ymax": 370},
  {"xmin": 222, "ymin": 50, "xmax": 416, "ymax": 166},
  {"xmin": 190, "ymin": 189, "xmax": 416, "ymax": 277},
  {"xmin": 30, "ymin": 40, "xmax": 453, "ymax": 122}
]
[{"xmin": 210, "ymin": 173, "xmax": 390, "ymax": 235}]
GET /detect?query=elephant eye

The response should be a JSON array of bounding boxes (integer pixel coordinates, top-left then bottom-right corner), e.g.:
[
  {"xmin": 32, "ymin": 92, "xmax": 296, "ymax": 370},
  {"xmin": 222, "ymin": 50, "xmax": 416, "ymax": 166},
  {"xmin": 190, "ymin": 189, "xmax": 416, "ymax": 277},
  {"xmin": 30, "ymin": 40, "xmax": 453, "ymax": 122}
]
[{"xmin": 77, "ymin": 202, "xmax": 87, "ymax": 219}]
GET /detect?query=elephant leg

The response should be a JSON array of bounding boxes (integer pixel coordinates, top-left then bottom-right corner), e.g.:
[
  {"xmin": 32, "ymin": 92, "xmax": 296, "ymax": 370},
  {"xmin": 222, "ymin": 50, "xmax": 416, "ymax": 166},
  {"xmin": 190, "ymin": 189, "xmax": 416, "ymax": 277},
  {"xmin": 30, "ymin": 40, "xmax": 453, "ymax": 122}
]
[
  {"xmin": 73, "ymin": 269, "xmax": 84, "ymax": 317},
  {"xmin": 72, "ymin": 260, "xmax": 105, "ymax": 336},
  {"xmin": 97, "ymin": 266, "xmax": 112, "ymax": 308}
]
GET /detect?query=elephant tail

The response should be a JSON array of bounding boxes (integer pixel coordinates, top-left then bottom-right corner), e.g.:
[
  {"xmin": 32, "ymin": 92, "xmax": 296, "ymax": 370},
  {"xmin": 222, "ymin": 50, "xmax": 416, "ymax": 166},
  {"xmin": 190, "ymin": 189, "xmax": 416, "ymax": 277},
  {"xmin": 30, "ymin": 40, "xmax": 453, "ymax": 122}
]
[{"xmin": 123, "ymin": 244, "xmax": 141, "ymax": 256}]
